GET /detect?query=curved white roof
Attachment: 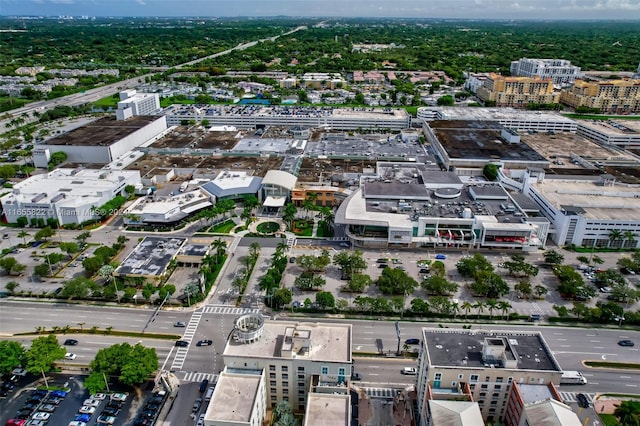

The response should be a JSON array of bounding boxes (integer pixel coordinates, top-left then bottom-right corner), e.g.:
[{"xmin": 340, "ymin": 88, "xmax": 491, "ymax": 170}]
[{"xmin": 262, "ymin": 170, "xmax": 297, "ymax": 191}]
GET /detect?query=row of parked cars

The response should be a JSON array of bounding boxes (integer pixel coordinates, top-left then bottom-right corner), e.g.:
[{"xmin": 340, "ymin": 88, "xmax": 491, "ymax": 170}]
[
  {"xmin": 7, "ymin": 389, "xmax": 69, "ymax": 426},
  {"xmin": 133, "ymin": 390, "xmax": 167, "ymax": 426},
  {"xmin": 69, "ymin": 392, "xmax": 127, "ymax": 426}
]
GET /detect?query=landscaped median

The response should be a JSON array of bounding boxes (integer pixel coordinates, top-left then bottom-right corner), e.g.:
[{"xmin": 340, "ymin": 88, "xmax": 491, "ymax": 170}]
[{"xmin": 583, "ymin": 360, "xmax": 640, "ymax": 370}]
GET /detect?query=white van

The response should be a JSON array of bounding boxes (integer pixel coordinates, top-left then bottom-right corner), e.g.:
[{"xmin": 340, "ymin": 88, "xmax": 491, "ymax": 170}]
[{"xmin": 204, "ymin": 386, "xmax": 215, "ymax": 401}]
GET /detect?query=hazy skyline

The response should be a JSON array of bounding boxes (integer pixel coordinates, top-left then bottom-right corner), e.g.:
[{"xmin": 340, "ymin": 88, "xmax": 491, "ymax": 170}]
[{"xmin": 1, "ymin": 0, "xmax": 640, "ymax": 20}]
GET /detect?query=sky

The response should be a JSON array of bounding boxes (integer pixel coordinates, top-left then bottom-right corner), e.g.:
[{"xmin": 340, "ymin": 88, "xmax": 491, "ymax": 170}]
[{"xmin": 1, "ymin": 0, "xmax": 640, "ymax": 20}]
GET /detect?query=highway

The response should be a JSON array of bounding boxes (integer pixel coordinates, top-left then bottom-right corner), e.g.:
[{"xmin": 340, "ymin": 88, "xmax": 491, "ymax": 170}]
[
  {"xmin": 1, "ymin": 299, "xmax": 638, "ymax": 395},
  {"xmin": 0, "ymin": 25, "xmax": 307, "ymax": 133}
]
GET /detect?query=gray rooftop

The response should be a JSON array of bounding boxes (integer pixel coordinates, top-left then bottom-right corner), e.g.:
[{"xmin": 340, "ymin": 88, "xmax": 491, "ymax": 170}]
[
  {"xmin": 115, "ymin": 236, "xmax": 186, "ymax": 277},
  {"xmin": 422, "ymin": 329, "xmax": 561, "ymax": 372},
  {"xmin": 518, "ymin": 384, "xmax": 555, "ymax": 404},
  {"xmin": 364, "ymin": 182, "xmax": 430, "ymax": 199}
]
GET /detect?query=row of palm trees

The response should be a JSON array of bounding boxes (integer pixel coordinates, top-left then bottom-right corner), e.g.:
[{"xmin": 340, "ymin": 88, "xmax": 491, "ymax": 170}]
[
  {"xmin": 606, "ymin": 229, "xmax": 637, "ymax": 249},
  {"xmin": 457, "ymin": 299, "xmax": 513, "ymax": 320}
]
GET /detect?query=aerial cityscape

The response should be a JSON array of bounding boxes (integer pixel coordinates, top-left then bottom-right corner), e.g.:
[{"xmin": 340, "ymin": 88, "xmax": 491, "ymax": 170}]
[{"xmin": 0, "ymin": 6, "xmax": 639, "ymax": 426}]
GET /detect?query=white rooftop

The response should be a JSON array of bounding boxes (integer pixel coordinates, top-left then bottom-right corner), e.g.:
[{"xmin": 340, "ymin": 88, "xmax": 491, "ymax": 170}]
[
  {"xmin": 305, "ymin": 393, "xmax": 350, "ymax": 426},
  {"xmin": 224, "ymin": 321, "xmax": 352, "ymax": 363},
  {"xmin": 428, "ymin": 400, "xmax": 484, "ymax": 426},
  {"xmin": 576, "ymin": 119, "xmax": 640, "ymax": 136},
  {"xmin": 2, "ymin": 168, "xmax": 140, "ymax": 208},
  {"xmin": 426, "ymin": 107, "xmax": 574, "ymax": 123},
  {"xmin": 125, "ymin": 189, "xmax": 211, "ymax": 215},
  {"xmin": 523, "ymin": 399, "xmax": 581, "ymax": 426},
  {"xmin": 205, "ymin": 370, "xmax": 261, "ymax": 423},
  {"xmin": 533, "ymin": 179, "xmax": 640, "ymax": 220},
  {"xmin": 213, "ymin": 171, "xmax": 255, "ymax": 190},
  {"xmin": 340, "ymin": 188, "xmax": 414, "ymax": 229}
]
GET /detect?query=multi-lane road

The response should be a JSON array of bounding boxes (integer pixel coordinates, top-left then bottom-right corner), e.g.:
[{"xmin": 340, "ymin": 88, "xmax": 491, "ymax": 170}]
[{"xmin": 1, "ymin": 299, "xmax": 638, "ymax": 396}]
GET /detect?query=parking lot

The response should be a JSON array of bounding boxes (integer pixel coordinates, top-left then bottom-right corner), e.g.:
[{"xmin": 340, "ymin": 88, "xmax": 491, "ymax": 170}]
[{"xmin": 0, "ymin": 372, "xmax": 168, "ymax": 426}]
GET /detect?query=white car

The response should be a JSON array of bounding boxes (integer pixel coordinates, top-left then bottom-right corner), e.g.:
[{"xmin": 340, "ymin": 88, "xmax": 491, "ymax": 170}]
[
  {"xmin": 64, "ymin": 353, "xmax": 77, "ymax": 360},
  {"xmin": 32, "ymin": 413, "xmax": 51, "ymax": 421},
  {"xmin": 83, "ymin": 398, "xmax": 101, "ymax": 407},
  {"xmin": 91, "ymin": 393, "xmax": 107, "ymax": 400},
  {"xmin": 401, "ymin": 367, "xmax": 417, "ymax": 375},
  {"xmin": 110, "ymin": 392, "xmax": 127, "ymax": 402},
  {"xmin": 78, "ymin": 406, "xmax": 96, "ymax": 414},
  {"xmin": 68, "ymin": 422, "xmax": 87, "ymax": 426}
]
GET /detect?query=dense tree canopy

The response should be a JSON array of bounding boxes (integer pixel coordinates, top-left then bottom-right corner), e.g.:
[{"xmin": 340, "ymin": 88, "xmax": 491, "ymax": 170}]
[{"xmin": 85, "ymin": 342, "xmax": 158, "ymax": 393}]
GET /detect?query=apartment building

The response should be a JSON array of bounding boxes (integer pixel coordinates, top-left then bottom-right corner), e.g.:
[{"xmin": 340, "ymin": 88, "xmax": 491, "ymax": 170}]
[
  {"xmin": 510, "ymin": 58, "xmax": 582, "ymax": 86},
  {"xmin": 560, "ymin": 79, "xmax": 640, "ymax": 114},
  {"xmin": 504, "ymin": 383, "xmax": 580, "ymax": 426},
  {"xmin": 203, "ymin": 368, "xmax": 267, "ymax": 426},
  {"xmin": 477, "ymin": 73, "xmax": 560, "ymax": 108},
  {"xmin": 416, "ymin": 329, "xmax": 563, "ymax": 425},
  {"xmin": 222, "ymin": 315, "xmax": 353, "ymax": 413}
]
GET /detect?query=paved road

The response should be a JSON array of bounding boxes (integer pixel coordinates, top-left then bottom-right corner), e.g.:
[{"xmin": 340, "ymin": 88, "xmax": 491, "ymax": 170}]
[{"xmin": 2, "ymin": 300, "xmax": 639, "ymax": 396}]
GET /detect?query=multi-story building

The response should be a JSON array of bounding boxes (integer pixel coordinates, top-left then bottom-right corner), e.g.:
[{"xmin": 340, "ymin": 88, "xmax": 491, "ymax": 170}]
[
  {"xmin": 575, "ymin": 118, "xmax": 640, "ymax": 150},
  {"xmin": 164, "ymin": 105, "xmax": 411, "ymax": 131},
  {"xmin": 33, "ymin": 115, "xmax": 167, "ymax": 165},
  {"xmin": 416, "ymin": 328, "xmax": 563, "ymax": 425},
  {"xmin": 417, "ymin": 107, "xmax": 577, "ymax": 133},
  {"xmin": 477, "ymin": 73, "xmax": 560, "ymax": 108},
  {"xmin": 560, "ymin": 79, "xmax": 640, "ymax": 114},
  {"xmin": 520, "ymin": 170, "xmax": 640, "ymax": 248},
  {"xmin": 504, "ymin": 383, "xmax": 581, "ymax": 426},
  {"xmin": 203, "ymin": 368, "xmax": 267, "ymax": 426},
  {"xmin": 116, "ymin": 90, "xmax": 161, "ymax": 121},
  {"xmin": 510, "ymin": 59, "xmax": 582, "ymax": 86},
  {"xmin": 291, "ymin": 185, "xmax": 341, "ymax": 208},
  {"xmin": 222, "ymin": 315, "xmax": 352, "ymax": 413},
  {"xmin": 0, "ymin": 168, "xmax": 141, "ymax": 226}
]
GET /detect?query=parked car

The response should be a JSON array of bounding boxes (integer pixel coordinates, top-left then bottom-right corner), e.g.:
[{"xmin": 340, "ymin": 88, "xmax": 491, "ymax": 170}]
[
  {"xmin": 196, "ymin": 413, "xmax": 206, "ymax": 426},
  {"xmin": 50, "ymin": 390, "xmax": 68, "ymax": 398},
  {"xmin": 91, "ymin": 393, "xmax": 107, "ymax": 400},
  {"xmin": 196, "ymin": 339, "xmax": 213, "ymax": 347},
  {"xmin": 64, "ymin": 339, "xmax": 78, "ymax": 346},
  {"xmin": 618, "ymin": 339, "xmax": 635, "ymax": 347},
  {"xmin": 78, "ymin": 406, "xmax": 96, "ymax": 415},
  {"xmin": 83, "ymin": 398, "xmax": 101, "ymax": 407},
  {"xmin": 68, "ymin": 422, "xmax": 87, "ymax": 426},
  {"xmin": 109, "ymin": 393, "xmax": 127, "ymax": 402},
  {"xmin": 39, "ymin": 404, "xmax": 56, "ymax": 413},
  {"xmin": 96, "ymin": 415, "xmax": 116, "ymax": 425},
  {"xmin": 44, "ymin": 396, "xmax": 62, "ymax": 405},
  {"xmin": 192, "ymin": 397, "xmax": 202, "ymax": 412},
  {"xmin": 376, "ymin": 258, "xmax": 389, "ymax": 263},
  {"xmin": 199, "ymin": 379, "xmax": 209, "ymax": 393},
  {"xmin": 74, "ymin": 414, "xmax": 91, "ymax": 423},
  {"xmin": 289, "ymin": 256, "xmax": 297, "ymax": 263},
  {"xmin": 31, "ymin": 413, "xmax": 50, "ymax": 421},
  {"xmin": 401, "ymin": 367, "xmax": 417, "ymax": 375},
  {"xmin": 419, "ymin": 268, "xmax": 430, "ymax": 274}
]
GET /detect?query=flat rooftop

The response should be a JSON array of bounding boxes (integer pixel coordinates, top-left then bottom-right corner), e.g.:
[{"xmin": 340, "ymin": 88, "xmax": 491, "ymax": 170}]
[
  {"xmin": 422, "ymin": 329, "xmax": 561, "ymax": 372},
  {"xmin": 518, "ymin": 384, "xmax": 555, "ymax": 404},
  {"xmin": 429, "ymin": 120, "xmax": 547, "ymax": 163},
  {"xmin": 150, "ymin": 126, "xmax": 240, "ymax": 149},
  {"xmin": 125, "ymin": 154, "xmax": 283, "ymax": 177},
  {"xmin": 305, "ymin": 394, "xmax": 350, "ymax": 426},
  {"xmin": 532, "ymin": 179, "xmax": 640, "ymax": 220},
  {"xmin": 224, "ymin": 321, "xmax": 351, "ymax": 364},
  {"xmin": 429, "ymin": 107, "xmax": 575, "ymax": 125},
  {"xmin": 42, "ymin": 115, "xmax": 159, "ymax": 146},
  {"xmin": 115, "ymin": 236, "xmax": 186, "ymax": 277},
  {"xmin": 521, "ymin": 131, "xmax": 637, "ymax": 168},
  {"xmin": 306, "ymin": 132, "xmax": 424, "ymax": 160},
  {"xmin": 205, "ymin": 370, "xmax": 261, "ymax": 423},
  {"xmin": 577, "ymin": 119, "xmax": 640, "ymax": 136}
]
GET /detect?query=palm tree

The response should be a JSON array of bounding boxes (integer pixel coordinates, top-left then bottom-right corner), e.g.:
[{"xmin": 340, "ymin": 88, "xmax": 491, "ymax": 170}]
[
  {"xmin": 212, "ymin": 239, "xmax": 227, "ymax": 259},
  {"xmin": 474, "ymin": 301, "xmax": 485, "ymax": 318},
  {"xmin": 249, "ymin": 242, "xmax": 261, "ymax": 260},
  {"xmin": 486, "ymin": 299, "xmax": 499, "ymax": 319},
  {"xmin": 17, "ymin": 230, "xmax": 29, "ymax": 246},
  {"xmin": 276, "ymin": 240, "xmax": 289, "ymax": 256},
  {"xmin": 608, "ymin": 229, "xmax": 624, "ymax": 248},
  {"xmin": 613, "ymin": 401, "xmax": 640, "ymax": 426},
  {"xmin": 451, "ymin": 301, "xmax": 460, "ymax": 319},
  {"xmin": 498, "ymin": 301, "xmax": 512, "ymax": 319},
  {"xmin": 624, "ymin": 230, "xmax": 637, "ymax": 248},
  {"xmin": 461, "ymin": 301, "xmax": 474, "ymax": 319}
]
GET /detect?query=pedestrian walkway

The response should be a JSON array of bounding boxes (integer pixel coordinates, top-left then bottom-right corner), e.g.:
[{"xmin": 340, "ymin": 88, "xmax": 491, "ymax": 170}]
[
  {"xmin": 169, "ymin": 309, "xmax": 203, "ymax": 371},
  {"xmin": 363, "ymin": 387, "xmax": 402, "ymax": 399},
  {"xmin": 202, "ymin": 305, "xmax": 260, "ymax": 315},
  {"xmin": 179, "ymin": 371, "xmax": 219, "ymax": 384},
  {"xmin": 557, "ymin": 391, "xmax": 596, "ymax": 404}
]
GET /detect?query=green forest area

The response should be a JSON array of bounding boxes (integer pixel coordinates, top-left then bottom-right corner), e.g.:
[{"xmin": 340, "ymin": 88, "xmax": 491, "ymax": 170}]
[{"xmin": 1, "ymin": 18, "xmax": 638, "ymax": 77}]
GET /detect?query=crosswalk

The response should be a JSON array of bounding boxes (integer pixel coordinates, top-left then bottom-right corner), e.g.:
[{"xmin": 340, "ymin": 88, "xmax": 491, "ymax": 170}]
[
  {"xmin": 180, "ymin": 371, "xmax": 219, "ymax": 384},
  {"xmin": 169, "ymin": 310, "xmax": 203, "ymax": 371},
  {"xmin": 557, "ymin": 391, "xmax": 596, "ymax": 403},
  {"xmin": 363, "ymin": 387, "xmax": 402, "ymax": 399},
  {"xmin": 201, "ymin": 305, "xmax": 260, "ymax": 315}
]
